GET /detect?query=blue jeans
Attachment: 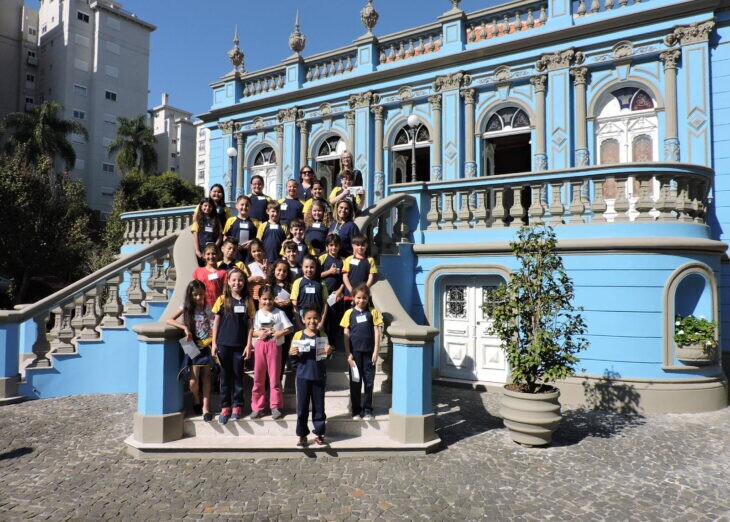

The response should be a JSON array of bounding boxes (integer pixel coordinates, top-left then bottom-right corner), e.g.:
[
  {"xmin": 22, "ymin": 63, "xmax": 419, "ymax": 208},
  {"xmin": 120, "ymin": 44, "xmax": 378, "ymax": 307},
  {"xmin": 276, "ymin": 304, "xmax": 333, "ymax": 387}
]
[{"xmin": 217, "ymin": 345, "xmax": 244, "ymax": 409}]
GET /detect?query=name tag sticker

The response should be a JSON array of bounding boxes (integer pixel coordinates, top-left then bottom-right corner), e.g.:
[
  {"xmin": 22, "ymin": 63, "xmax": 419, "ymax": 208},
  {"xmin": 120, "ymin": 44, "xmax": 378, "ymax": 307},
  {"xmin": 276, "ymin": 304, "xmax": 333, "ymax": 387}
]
[
  {"xmin": 270, "ymin": 224, "xmax": 279, "ymax": 230},
  {"xmin": 305, "ymin": 286, "xmax": 316, "ymax": 294},
  {"xmin": 350, "ymin": 258, "xmax": 361, "ymax": 266},
  {"xmin": 356, "ymin": 314, "xmax": 367, "ymax": 324},
  {"xmin": 204, "ymin": 226, "xmax": 213, "ymax": 233},
  {"xmin": 257, "ymin": 196, "xmax": 266, "ymax": 201},
  {"xmin": 241, "ymin": 223, "xmax": 249, "ymax": 229},
  {"xmin": 313, "ymin": 223, "xmax": 322, "ymax": 228},
  {"xmin": 298, "ymin": 244, "xmax": 304, "ymax": 251},
  {"xmin": 281, "ymin": 203, "xmax": 288, "ymax": 210},
  {"xmin": 207, "ymin": 273, "xmax": 219, "ymax": 281},
  {"xmin": 234, "ymin": 305, "xmax": 246, "ymax": 313}
]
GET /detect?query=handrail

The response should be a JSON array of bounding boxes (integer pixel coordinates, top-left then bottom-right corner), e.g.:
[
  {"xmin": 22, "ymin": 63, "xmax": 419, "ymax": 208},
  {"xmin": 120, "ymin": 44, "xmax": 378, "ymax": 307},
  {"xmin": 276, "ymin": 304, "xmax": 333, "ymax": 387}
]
[{"xmin": 0, "ymin": 234, "xmax": 178, "ymax": 323}]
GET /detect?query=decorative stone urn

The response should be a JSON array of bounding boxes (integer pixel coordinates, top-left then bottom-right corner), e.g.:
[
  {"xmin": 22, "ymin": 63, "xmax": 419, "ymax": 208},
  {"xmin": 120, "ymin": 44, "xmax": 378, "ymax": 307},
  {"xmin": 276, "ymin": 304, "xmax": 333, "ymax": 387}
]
[
  {"xmin": 500, "ymin": 386, "xmax": 562, "ymax": 447},
  {"xmin": 676, "ymin": 343, "xmax": 718, "ymax": 366}
]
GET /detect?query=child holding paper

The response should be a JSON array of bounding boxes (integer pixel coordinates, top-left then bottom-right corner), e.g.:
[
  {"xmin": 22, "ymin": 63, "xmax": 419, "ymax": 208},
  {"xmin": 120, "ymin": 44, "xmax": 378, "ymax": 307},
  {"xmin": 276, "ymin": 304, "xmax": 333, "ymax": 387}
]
[
  {"xmin": 289, "ymin": 305, "xmax": 333, "ymax": 446},
  {"xmin": 340, "ymin": 284, "xmax": 382, "ymax": 420},
  {"xmin": 166, "ymin": 280, "xmax": 215, "ymax": 421}
]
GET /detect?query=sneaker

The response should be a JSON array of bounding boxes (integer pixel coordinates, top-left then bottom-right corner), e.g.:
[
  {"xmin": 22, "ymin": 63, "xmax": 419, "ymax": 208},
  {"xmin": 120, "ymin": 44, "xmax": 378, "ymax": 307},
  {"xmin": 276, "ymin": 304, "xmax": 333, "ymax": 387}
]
[
  {"xmin": 352, "ymin": 414, "xmax": 361, "ymax": 420},
  {"xmin": 314, "ymin": 436, "xmax": 327, "ymax": 445},
  {"xmin": 297, "ymin": 436, "xmax": 308, "ymax": 447},
  {"xmin": 192, "ymin": 404, "xmax": 203, "ymax": 416},
  {"xmin": 218, "ymin": 407, "xmax": 231, "ymax": 425},
  {"xmin": 203, "ymin": 412, "xmax": 214, "ymax": 422},
  {"xmin": 231, "ymin": 407, "xmax": 242, "ymax": 421},
  {"xmin": 249, "ymin": 410, "xmax": 262, "ymax": 420},
  {"xmin": 363, "ymin": 413, "xmax": 375, "ymax": 421},
  {"xmin": 271, "ymin": 408, "xmax": 282, "ymax": 420}
]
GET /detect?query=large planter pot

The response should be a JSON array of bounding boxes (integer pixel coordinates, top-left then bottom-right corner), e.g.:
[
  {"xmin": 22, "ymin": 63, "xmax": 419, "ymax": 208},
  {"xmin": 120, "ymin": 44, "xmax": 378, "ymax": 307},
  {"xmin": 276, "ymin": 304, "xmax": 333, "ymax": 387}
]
[
  {"xmin": 676, "ymin": 343, "xmax": 718, "ymax": 366},
  {"xmin": 500, "ymin": 386, "xmax": 562, "ymax": 447}
]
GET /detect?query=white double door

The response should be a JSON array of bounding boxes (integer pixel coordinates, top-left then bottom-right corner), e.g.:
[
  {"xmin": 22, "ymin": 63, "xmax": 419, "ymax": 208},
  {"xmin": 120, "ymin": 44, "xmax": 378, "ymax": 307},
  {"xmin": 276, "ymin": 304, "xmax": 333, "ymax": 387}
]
[{"xmin": 440, "ymin": 278, "xmax": 508, "ymax": 384}]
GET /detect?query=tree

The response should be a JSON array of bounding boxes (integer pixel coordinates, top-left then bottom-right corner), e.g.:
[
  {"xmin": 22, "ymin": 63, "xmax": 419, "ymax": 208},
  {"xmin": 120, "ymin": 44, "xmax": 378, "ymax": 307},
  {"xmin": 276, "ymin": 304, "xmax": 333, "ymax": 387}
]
[
  {"xmin": 0, "ymin": 148, "xmax": 96, "ymax": 304},
  {"xmin": 0, "ymin": 101, "xmax": 88, "ymax": 170},
  {"xmin": 106, "ymin": 114, "xmax": 158, "ymax": 174}
]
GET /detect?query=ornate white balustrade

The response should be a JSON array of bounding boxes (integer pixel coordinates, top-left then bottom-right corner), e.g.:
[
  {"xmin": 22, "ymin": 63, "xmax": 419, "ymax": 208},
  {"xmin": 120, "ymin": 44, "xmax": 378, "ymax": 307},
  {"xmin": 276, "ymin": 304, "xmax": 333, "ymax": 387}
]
[
  {"xmin": 389, "ymin": 164, "xmax": 712, "ymax": 231},
  {"xmin": 377, "ymin": 29, "xmax": 443, "ymax": 66},
  {"xmin": 465, "ymin": 1, "xmax": 548, "ymax": 44},
  {"xmin": 306, "ymin": 52, "xmax": 357, "ymax": 82},
  {"xmin": 241, "ymin": 68, "xmax": 287, "ymax": 98},
  {"xmin": 573, "ymin": 0, "xmax": 648, "ymax": 17},
  {"xmin": 121, "ymin": 206, "xmax": 194, "ymax": 246}
]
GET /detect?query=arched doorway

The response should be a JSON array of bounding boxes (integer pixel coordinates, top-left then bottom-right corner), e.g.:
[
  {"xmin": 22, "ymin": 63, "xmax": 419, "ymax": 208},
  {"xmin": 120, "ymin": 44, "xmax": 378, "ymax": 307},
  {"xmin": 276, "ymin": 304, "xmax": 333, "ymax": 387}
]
[
  {"xmin": 251, "ymin": 147, "xmax": 277, "ymax": 198},
  {"xmin": 391, "ymin": 123, "xmax": 431, "ymax": 184},
  {"xmin": 315, "ymin": 135, "xmax": 346, "ymax": 194},
  {"xmin": 481, "ymin": 106, "xmax": 531, "ymax": 176}
]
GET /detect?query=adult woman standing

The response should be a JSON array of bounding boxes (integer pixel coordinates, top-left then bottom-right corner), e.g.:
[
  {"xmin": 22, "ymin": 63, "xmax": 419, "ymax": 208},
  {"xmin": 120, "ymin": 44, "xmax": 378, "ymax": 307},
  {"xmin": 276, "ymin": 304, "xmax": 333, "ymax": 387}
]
[
  {"xmin": 328, "ymin": 199, "xmax": 360, "ymax": 258},
  {"xmin": 335, "ymin": 150, "xmax": 363, "ymax": 188},
  {"xmin": 298, "ymin": 166, "xmax": 316, "ymax": 201}
]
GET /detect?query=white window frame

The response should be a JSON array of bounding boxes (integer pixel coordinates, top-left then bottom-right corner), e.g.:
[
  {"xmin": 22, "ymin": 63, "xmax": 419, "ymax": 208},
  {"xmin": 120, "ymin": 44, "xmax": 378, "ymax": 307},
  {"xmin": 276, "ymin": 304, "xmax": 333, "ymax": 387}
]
[
  {"xmin": 72, "ymin": 109, "xmax": 85, "ymax": 120},
  {"xmin": 105, "ymin": 90, "xmax": 117, "ymax": 102},
  {"xmin": 74, "ymin": 84, "xmax": 88, "ymax": 96}
]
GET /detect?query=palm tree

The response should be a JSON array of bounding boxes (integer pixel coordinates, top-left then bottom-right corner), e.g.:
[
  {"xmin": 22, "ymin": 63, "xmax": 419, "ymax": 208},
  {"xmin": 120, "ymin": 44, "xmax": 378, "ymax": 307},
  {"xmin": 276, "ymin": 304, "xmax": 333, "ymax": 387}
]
[
  {"xmin": 0, "ymin": 100, "xmax": 88, "ymax": 170},
  {"xmin": 106, "ymin": 114, "xmax": 157, "ymax": 175}
]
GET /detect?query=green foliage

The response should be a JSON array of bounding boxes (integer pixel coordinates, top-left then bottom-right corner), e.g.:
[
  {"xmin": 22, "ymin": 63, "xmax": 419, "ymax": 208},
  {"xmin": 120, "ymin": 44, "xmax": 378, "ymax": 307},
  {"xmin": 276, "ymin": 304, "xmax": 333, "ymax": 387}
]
[
  {"xmin": 106, "ymin": 115, "xmax": 157, "ymax": 175},
  {"xmin": 0, "ymin": 100, "xmax": 88, "ymax": 170},
  {"xmin": 674, "ymin": 315, "xmax": 717, "ymax": 348},
  {"xmin": 483, "ymin": 225, "xmax": 588, "ymax": 393},
  {"xmin": 0, "ymin": 149, "xmax": 95, "ymax": 304}
]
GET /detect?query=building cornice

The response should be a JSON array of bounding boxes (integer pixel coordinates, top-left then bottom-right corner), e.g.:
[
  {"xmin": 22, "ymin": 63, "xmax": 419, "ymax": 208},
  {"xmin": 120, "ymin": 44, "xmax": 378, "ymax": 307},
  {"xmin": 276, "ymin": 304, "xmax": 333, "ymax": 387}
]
[
  {"xmin": 89, "ymin": 1, "xmax": 156, "ymax": 31},
  {"xmin": 199, "ymin": 0, "xmax": 720, "ymax": 123}
]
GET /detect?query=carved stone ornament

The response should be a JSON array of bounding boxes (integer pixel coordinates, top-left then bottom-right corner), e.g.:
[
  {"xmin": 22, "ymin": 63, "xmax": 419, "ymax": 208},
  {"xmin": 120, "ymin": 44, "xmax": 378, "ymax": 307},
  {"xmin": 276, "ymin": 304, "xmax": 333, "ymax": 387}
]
[
  {"xmin": 319, "ymin": 102, "xmax": 332, "ymax": 117},
  {"xmin": 432, "ymin": 71, "xmax": 472, "ymax": 92},
  {"xmin": 348, "ymin": 90, "xmax": 380, "ymax": 109},
  {"xmin": 360, "ymin": 0, "xmax": 379, "ymax": 35},
  {"xmin": 277, "ymin": 106, "xmax": 303, "ymax": 123},
  {"xmin": 227, "ymin": 26, "xmax": 245, "ymax": 74},
  {"xmin": 612, "ymin": 40, "xmax": 634, "ymax": 60},
  {"xmin": 535, "ymin": 48, "xmax": 585, "ymax": 72},
  {"xmin": 344, "ymin": 111, "xmax": 356, "ymax": 124},
  {"xmin": 218, "ymin": 120, "xmax": 242, "ymax": 134},
  {"xmin": 289, "ymin": 11, "xmax": 306, "ymax": 55},
  {"xmin": 297, "ymin": 120, "xmax": 309, "ymax": 133},
  {"xmin": 450, "ymin": 0, "xmax": 462, "ymax": 10},
  {"xmin": 398, "ymin": 86, "xmax": 413, "ymax": 101},
  {"xmin": 253, "ymin": 117, "xmax": 265, "ymax": 130},
  {"xmin": 494, "ymin": 65, "xmax": 511, "ymax": 84},
  {"xmin": 660, "ymin": 49, "xmax": 681, "ymax": 70},
  {"xmin": 274, "ymin": 125, "xmax": 284, "ymax": 140},
  {"xmin": 428, "ymin": 94, "xmax": 442, "ymax": 111},
  {"xmin": 530, "ymin": 74, "xmax": 547, "ymax": 93},
  {"xmin": 570, "ymin": 66, "xmax": 589, "ymax": 86},
  {"xmin": 461, "ymin": 88, "xmax": 475, "ymax": 105},
  {"xmin": 664, "ymin": 20, "xmax": 715, "ymax": 47},
  {"xmin": 371, "ymin": 105, "xmax": 385, "ymax": 119}
]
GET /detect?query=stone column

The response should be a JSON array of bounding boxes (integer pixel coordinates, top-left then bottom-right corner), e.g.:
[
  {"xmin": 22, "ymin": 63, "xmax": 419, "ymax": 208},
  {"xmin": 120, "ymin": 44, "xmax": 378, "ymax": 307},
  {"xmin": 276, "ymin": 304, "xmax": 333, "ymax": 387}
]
[
  {"xmin": 571, "ymin": 67, "xmax": 589, "ymax": 166},
  {"xmin": 234, "ymin": 131, "xmax": 245, "ymax": 197},
  {"xmin": 433, "ymin": 71, "xmax": 471, "ymax": 180},
  {"xmin": 660, "ymin": 49, "xmax": 681, "ymax": 161},
  {"xmin": 372, "ymin": 105, "xmax": 385, "ymax": 200},
  {"xmin": 297, "ymin": 120, "xmax": 309, "ymax": 168},
  {"xmin": 275, "ymin": 125, "xmax": 284, "ymax": 199},
  {"xmin": 461, "ymin": 88, "xmax": 476, "ymax": 177},
  {"xmin": 0, "ymin": 321, "xmax": 21, "ymax": 403},
  {"xmin": 531, "ymin": 74, "xmax": 548, "ymax": 170},
  {"xmin": 429, "ymin": 94, "xmax": 442, "ymax": 181},
  {"xmin": 344, "ymin": 110, "xmax": 356, "ymax": 152}
]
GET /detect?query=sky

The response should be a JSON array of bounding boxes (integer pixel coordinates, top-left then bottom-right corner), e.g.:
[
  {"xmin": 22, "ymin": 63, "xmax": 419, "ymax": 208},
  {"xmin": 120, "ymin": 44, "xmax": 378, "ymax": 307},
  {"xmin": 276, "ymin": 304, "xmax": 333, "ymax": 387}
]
[{"xmin": 30, "ymin": 0, "xmax": 504, "ymax": 118}]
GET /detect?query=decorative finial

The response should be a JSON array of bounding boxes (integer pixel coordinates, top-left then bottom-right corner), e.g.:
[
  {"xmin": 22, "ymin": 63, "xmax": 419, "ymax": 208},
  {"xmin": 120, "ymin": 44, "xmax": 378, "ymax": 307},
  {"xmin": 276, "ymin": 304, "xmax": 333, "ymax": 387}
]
[
  {"xmin": 449, "ymin": 0, "xmax": 462, "ymax": 10},
  {"xmin": 228, "ymin": 25, "xmax": 245, "ymax": 75},
  {"xmin": 289, "ymin": 10, "xmax": 306, "ymax": 55},
  {"xmin": 360, "ymin": 0, "xmax": 379, "ymax": 35}
]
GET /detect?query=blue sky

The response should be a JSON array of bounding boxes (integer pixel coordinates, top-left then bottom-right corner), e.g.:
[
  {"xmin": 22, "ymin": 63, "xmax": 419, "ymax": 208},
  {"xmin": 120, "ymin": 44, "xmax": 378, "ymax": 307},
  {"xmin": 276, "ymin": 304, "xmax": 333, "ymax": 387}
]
[{"xmin": 31, "ymin": 1, "xmax": 503, "ymax": 117}]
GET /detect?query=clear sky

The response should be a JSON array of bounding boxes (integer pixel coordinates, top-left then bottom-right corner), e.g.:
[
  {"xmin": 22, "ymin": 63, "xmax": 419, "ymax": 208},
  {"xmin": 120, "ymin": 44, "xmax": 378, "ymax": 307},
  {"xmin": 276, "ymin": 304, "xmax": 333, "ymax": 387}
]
[{"xmin": 30, "ymin": 1, "xmax": 504, "ymax": 117}]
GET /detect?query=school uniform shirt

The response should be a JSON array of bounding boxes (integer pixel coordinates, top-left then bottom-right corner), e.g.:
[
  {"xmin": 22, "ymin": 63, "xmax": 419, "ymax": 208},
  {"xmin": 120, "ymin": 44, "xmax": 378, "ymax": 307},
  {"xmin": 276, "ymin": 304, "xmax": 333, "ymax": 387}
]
[
  {"xmin": 290, "ymin": 330, "xmax": 329, "ymax": 381},
  {"xmin": 277, "ymin": 197, "xmax": 304, "ymax": 226},
  {"xmin": 288, "ymin": 264, "xmax": 303, "ymax": 280},
  {"xmin": 191, "ymin": 217, "xmax": 219, "ymax": 252},
  {"xmin": 248, "ymin": 193, "xmax": 273, "ymax": 222},
  {"xmin": 305, "ymin": 222, "xmax": 329, "ymax": 254},
  {"xmin": 340, "ymin": 307, "xmax": 383, "ymax": 352},
  {"xmin": 256, "ymin": 221, "xmax": 288, "ymax": 263},
  {"xmin": 223, "ymin": 216, "xmax": 260, "ymax": 252},
  {"xmin": 290, "ymin": 277, "xmax": 329, "ymax": 311},
  {"xmin": 192, "ymin": 267, "xmax": 228, "ymax": 307},
  {"xmin": 328, "ymin": 220, "xmax": 360, "ymax": 258},
  {"xmin": 328, "ymin": 187, "xmax": 363, "ymax": 209},
  {"xmin": 280, "ymin": 240, "xmax": 316, "ymax": 266},
  {"xmin": 343, "ymin": 255, "xmax": 378, "ymax": 291},
  {"xmin": 318, "ymin": 253, "xmax": 343, "ymax": 294},
  {"xmin": 335, "ymin": 169, "xmax": 364, "ymax": 188},
  {"xmin": 298, "ymin": 184, "xmax": 312, "ymax": 201},
  {"xmin": 217, "ymin": 260, "xmax": 249, "ymax": 275},
  {"xmin": 253, "ymin": 308, "xmax": 293, "ymax": 346},
  {"xmin": 302, "ymin": 198, "xmax": 332, "ymax": 216},
  {"xmin": 212, "ymin": 295, "xmax": 256, "ymax": 348},
  {"xmin": 194, "ymin": 203, "xmax": 231, "ymax": 229}
]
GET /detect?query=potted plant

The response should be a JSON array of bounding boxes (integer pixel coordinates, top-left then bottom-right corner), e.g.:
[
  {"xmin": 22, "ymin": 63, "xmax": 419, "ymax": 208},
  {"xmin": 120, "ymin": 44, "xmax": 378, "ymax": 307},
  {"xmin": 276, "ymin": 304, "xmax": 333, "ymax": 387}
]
[
  {"xmin": 674, "ymin": 315, "xmax": 718, "ymax": 365},
  {"xmin": 483, "ymin": 225, "xmax": 588, "ymax": 447}
]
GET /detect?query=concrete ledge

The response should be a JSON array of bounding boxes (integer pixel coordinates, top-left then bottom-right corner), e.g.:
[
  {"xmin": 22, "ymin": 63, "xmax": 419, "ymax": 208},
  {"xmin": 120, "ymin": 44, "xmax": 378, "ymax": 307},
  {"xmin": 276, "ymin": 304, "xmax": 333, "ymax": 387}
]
[
  {"xmin": 0, "ymin": 376, "xmax": 24, "ymax": 405},
  {"xmin": 388, "ymin": 409, "xmax": 438, "ymax": 444},
  {"xmin": 133, "ymin": 412, "xmax": 184, "ymax": 444}
]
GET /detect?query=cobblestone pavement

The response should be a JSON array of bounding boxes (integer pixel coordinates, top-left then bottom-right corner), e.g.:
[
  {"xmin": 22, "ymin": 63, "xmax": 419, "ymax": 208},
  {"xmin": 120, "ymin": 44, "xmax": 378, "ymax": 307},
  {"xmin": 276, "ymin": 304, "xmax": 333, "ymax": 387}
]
[{"xmin": 1, "ymin": 386, "xmax": 729, "ymax": 521}]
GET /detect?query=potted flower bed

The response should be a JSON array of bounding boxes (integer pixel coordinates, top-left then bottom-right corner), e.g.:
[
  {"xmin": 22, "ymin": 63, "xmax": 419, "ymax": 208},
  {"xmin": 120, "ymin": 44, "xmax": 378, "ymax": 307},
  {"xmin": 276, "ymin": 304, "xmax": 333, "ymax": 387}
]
[
  {"xmin": 674, "ymin": 315, "xmax": 718, "ymax": 366},
  {"xmin": 483, "ymin": 225, "xmax": 588, "ymax": 447}
]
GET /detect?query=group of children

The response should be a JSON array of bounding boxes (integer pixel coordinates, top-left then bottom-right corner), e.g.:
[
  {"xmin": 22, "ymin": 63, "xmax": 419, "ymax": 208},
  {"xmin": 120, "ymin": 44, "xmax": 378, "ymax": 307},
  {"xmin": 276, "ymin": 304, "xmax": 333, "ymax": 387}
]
[{"xmin": 168, "ymin": 166, "xmax": 381, "ymax": 446}]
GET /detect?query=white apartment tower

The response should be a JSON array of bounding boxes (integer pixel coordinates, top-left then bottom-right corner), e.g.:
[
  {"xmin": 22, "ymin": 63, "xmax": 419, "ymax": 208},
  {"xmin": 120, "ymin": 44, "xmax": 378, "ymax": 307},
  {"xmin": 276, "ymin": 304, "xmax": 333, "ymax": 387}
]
[
  {"xmin": 36, "ymin": 0, "xmax": 155, "ymax": 213},
  {"xmin": 0, "ymin": 0, "xmax": 39, "ymax": 120},
  {"xmin": 149, "ymin": 92, "xmax": 196, "ymax": 182}
]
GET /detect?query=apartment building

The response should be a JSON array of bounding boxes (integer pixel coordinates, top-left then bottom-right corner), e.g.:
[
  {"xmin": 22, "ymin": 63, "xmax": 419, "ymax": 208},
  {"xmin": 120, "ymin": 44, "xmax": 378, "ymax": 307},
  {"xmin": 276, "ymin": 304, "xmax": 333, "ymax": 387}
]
[
  {"xmin": 148, "ymin": 92, "xmax": 196, "ymax": 182},
  {"xmin": 0, "ymin": 0, "xmax": 39, "ymax": 122}
]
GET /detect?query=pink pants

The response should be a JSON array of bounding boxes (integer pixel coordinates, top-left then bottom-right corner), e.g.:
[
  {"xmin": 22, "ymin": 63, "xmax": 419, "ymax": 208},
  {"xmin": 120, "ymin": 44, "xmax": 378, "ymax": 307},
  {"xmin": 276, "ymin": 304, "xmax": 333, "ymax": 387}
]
[{"xmin": 251, "ymin": 338, "xmax": 283, "ymax": 411}]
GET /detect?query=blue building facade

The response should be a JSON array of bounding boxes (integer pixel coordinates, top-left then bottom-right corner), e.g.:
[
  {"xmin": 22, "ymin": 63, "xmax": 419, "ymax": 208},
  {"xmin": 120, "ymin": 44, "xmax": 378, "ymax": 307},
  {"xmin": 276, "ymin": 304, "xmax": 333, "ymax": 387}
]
[{"xmin": 199, "ymin": 0, "xmax": 730, "ymax": 413}]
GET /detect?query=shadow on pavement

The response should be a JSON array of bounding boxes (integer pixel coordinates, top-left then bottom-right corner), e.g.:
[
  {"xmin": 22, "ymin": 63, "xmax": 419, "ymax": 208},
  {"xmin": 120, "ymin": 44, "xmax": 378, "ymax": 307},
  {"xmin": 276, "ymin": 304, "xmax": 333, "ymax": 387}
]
[
  {"xmin": 432, "ymin": 383, "xmax": 502, "ymax": 451},
  {"xmin": 0, "ymin": 447, "xmax": 33, "ymax": 461}
]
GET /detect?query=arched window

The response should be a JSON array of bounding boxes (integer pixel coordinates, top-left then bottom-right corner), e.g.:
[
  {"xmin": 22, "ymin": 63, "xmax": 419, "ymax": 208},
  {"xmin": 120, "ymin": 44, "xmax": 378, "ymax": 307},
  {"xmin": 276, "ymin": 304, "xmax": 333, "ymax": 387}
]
[
  {"xmin": 251, "ymin": 146, "xmax": 277, "ymax": 197},
  {"xmin": 391, "ymin": 123, "xmax": 431, "ymax": 184},
  {"xmin": 481, "ymin": 107, "xmax": 531, "ymax": 176},
  {"xmin": 596, "ymin": 87, "xmax": 657, "ymax": 164},
  {"xmin": 315, "ymin": 135, "xmax": 346, "ymax": 193}
]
